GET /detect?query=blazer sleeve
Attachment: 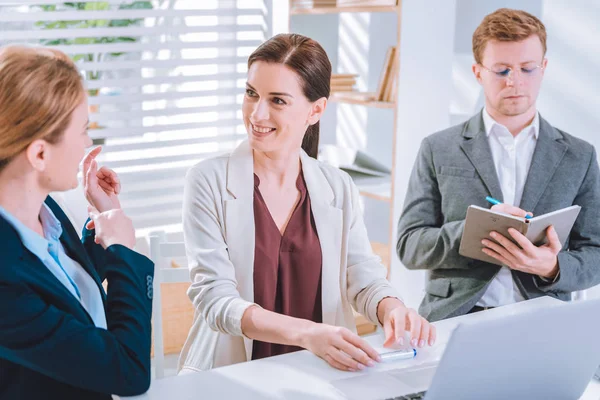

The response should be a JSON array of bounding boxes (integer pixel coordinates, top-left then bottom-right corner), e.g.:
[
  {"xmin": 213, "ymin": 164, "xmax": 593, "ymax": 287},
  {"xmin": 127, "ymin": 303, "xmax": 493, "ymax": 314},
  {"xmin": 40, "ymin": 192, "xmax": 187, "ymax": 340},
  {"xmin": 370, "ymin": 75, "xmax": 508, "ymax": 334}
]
[
  {"xmin": 182, "ymin": 166, "xmax": 257, "ymax": 337},
  {"xmin": 535, "ymin": 147, "xmax": 600, "ymax": 293},
  {"xmin": 344, "ymin": 174, "xmax": 402, "ymax": 325},
  {"xmin": 0, "ymin": 245, "xmax": 154, "ymax": 397},
  {"xmin": 396, "ymin": 137, "xmax": 466, "ymax": 271}
]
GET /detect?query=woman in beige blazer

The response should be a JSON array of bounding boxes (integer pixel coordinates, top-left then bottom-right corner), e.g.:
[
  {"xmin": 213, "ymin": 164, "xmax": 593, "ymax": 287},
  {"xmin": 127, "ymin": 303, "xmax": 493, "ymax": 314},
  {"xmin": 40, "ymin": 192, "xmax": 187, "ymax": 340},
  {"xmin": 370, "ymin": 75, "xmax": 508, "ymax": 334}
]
[{"xmin": 178, "ymin": 33, "xmax": 435, "ymax": 374}]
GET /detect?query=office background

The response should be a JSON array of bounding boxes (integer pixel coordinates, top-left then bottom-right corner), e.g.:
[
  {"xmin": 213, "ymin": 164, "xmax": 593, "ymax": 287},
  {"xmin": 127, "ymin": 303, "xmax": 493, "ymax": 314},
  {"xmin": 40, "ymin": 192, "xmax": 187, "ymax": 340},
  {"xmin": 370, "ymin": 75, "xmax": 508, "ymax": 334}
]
[{"xmin": 0, "ymin": 0, "xmax": 598, "ymax": 372}]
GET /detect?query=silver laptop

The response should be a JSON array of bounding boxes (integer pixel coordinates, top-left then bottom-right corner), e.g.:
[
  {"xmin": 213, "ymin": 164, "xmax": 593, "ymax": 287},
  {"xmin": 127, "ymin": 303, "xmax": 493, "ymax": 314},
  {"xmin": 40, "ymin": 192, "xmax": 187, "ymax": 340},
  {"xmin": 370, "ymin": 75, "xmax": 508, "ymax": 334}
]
[{"xmin": 332, "ymin": 297, "xmax": 600, "ymax": 400}]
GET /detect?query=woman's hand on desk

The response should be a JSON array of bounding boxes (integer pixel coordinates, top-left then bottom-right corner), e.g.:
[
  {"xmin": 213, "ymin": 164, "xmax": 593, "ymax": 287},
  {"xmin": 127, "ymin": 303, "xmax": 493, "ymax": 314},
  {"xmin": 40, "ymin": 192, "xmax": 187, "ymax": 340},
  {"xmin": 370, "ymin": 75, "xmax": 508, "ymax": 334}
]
[
  {"xmin": 377, "ymin": 297, "xmax": 436, "ymax": 349},
  {"xmin": 87, "ymin": 206, "xmax": 136, "ymax": 250},
  {"xmin": 83, "ymin": 146, "xmax": 122, "ymax": 216},
  {"xmin": 301, "ymin": 324, "xmax": 381, "ymax": 372}
]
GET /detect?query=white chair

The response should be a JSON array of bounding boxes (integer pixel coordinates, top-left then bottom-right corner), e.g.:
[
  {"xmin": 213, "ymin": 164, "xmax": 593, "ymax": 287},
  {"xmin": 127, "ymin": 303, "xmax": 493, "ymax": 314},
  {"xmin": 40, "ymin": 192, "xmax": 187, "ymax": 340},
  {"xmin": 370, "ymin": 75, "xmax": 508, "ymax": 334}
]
[
  {"xmin": 148, "ymin": 231, "xmax": 189, "ymax": 379},
  {"xmin": 572, "ymin": 289, "xmax": 588, "ymax": 301}
]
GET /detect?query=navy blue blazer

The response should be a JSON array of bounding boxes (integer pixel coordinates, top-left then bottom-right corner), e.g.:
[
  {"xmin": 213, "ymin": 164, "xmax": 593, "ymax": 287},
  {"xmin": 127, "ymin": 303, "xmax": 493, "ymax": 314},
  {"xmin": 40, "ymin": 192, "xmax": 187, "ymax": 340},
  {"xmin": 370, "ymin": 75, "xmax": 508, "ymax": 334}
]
[{"xmin": 0, "ymin": 196, "xmax": 154, "ymax": 399}]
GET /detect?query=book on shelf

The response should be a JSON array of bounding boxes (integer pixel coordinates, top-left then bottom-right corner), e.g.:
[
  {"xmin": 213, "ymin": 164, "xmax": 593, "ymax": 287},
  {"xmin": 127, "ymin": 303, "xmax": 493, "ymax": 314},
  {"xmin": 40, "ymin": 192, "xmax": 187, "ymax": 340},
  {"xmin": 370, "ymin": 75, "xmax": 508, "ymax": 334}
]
[
  {"xmin": 331, "ymin": 77, "xmax": 357, "ymax": 86},
  {"xmin": 331, "ymin": 73, "xmax": 358, "ymax": 79},
  {"xmin": 331, "ymin": 73, "xmax": 358, "ymax": 93},
  {"xmin": 383, "ymin": 49, "xmax": 399, "ymax": 102},
  {"xmin": 375, "ymin": 47, "xmax": 393, "ymax": 101},
  {"xmin": 376, "ymin": 46, "xmax": 398, "ymax": 102},
  {"xmin": 330, "ymin": 86, "xmax": 355, "ymax": 93}
]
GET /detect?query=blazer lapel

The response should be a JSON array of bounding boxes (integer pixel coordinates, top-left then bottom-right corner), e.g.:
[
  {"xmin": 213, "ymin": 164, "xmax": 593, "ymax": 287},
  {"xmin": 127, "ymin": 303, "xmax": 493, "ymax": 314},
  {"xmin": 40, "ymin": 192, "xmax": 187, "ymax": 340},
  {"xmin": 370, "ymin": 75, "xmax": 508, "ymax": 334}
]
[
  {"xmin": 519, "ymin": 117, "xmax": 567, "ymax": 212},
  {"xmin": 460, "ymin": 112, "xmax": 504, "ymax": 201},
  {"xmin": 45, "ymin": 196, "xmax": 107, "ymax": 304},
  {"xmin": 0, "ymin": 216, "xmax": 95, "ymax": 324},
  {"xmin": 224, "ymin": 141, "xmax": 256, "ymax": 362},
  {"xmin": 59, "ymin": 230, "xmax": 107, "ymax": 305},
  {"xmin": 301, "ymin": 152, "xmax": 343, "ymax": 327},
  {"xmin": 22, "ymin": 250, "xmax": 95, "ymax": 320}
]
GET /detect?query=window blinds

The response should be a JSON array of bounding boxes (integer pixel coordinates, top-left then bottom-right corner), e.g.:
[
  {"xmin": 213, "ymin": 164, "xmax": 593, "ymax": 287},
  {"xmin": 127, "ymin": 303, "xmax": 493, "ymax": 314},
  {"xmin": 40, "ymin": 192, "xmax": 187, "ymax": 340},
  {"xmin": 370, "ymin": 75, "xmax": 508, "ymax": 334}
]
[{"xmin": 0, "ymin": 0, "xmax": 270, "ymax": 234}]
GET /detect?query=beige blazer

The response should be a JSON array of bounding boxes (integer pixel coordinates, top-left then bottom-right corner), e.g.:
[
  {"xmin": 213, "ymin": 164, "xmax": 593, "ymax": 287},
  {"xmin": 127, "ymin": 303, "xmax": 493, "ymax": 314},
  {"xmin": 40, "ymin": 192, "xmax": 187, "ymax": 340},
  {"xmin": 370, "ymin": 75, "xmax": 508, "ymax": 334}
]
[{"xmin": 178, "ymin": 140, "xmax": 400, "ymax": 372}]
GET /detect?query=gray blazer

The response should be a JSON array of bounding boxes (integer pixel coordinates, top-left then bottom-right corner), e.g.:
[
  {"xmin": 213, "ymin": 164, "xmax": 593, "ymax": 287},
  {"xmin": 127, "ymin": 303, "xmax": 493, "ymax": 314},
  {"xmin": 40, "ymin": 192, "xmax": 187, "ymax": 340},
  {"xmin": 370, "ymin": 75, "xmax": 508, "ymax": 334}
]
[{"xmin": 397, "ymin": 111, "xmax": 600, "ymax": 322}]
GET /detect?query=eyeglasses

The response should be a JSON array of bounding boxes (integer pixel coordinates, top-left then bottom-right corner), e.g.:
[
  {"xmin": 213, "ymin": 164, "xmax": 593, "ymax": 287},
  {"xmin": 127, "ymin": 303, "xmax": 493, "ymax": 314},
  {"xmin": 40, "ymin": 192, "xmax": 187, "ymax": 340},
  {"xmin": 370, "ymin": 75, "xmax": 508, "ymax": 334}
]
[{"xmin": 479, "ymin": 62, "xmax": 545, "ymax": 81}]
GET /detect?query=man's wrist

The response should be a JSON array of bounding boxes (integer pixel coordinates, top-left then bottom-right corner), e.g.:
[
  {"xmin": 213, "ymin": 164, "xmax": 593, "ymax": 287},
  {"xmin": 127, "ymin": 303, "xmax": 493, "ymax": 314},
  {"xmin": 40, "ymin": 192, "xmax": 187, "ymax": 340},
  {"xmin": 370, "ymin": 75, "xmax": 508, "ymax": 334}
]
[{"xmin": 539, "ymin": 258, "xmax": 560, "ymax": 282}]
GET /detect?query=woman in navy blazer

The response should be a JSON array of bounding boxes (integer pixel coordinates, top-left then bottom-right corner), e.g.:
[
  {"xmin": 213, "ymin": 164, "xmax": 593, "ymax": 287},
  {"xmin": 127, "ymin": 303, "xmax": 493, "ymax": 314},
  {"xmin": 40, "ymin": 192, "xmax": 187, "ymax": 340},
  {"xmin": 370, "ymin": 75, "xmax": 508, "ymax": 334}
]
[{"xmin": 0, "ymin": 47, "xmax": 154, "ymax": 398}]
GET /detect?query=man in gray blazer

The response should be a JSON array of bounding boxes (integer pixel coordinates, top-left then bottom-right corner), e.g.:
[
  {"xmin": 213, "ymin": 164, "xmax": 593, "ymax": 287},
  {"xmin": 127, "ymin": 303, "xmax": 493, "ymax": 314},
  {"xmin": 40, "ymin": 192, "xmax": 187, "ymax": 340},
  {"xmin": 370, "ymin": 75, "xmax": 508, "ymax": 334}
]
[{"xmin": 397, "ymin": 8, "xmax": 600, "ymax": 322}]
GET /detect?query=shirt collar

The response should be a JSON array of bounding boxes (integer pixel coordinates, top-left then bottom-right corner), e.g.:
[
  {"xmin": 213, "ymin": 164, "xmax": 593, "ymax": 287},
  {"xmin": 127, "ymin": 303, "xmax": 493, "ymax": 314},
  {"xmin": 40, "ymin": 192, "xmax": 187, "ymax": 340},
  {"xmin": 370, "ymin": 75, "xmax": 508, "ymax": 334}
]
[
  {"xmin": 482, "ymin": 107, "xmax": 540, "ymax": 139},
  {"xmin": 39, "ymin": 202, "xmax": 63, "ymax": 241},
  {"xmin": 0, "ymin": 203, "xmax": 63, "ymax": 256}
]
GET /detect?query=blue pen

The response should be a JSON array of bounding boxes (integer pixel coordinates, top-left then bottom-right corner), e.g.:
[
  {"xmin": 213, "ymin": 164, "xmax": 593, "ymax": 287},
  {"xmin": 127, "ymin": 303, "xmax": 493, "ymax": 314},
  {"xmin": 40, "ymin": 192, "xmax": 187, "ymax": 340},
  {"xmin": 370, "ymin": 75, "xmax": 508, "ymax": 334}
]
[
  {"xmin": 379, "ymin": 348, "xmax": 417, "ymax": 363},
  {"xmin": 485, "ymin": 196, "xmax": 532, "ymax": 219}
]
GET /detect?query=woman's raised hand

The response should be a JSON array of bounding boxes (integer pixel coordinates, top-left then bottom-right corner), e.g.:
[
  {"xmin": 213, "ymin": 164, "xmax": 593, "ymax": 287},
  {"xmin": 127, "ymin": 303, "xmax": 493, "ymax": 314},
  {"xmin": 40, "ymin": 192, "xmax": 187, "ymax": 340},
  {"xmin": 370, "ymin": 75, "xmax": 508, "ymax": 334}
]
[{"xmin": 82, "ymin": 147, "xmax": 121, "ymax": 231}]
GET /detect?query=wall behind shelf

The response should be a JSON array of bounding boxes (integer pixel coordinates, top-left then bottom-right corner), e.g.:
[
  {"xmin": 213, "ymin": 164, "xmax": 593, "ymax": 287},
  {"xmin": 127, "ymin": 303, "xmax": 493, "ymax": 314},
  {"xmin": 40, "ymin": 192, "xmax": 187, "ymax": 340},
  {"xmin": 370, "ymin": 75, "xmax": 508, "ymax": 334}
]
[
  {"xmin": 290, "ymin": 14, "xmax": 340, "ymax": 147},
  {"xmin": 290, "ymin": 10, "xmax": 397, "ymax": 244},
  {"xmin": 391, "ymin": 1, "xmax": 457, "ymax": 309}
]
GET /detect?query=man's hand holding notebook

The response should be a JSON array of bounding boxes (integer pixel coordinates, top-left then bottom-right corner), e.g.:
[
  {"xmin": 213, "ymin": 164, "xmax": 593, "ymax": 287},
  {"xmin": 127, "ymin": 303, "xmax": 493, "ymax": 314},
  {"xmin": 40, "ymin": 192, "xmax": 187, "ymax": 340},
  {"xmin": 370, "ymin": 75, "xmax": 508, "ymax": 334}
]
[{"xmin": 459, "ymin": 197, "xmax": 581, "ymax": 279}]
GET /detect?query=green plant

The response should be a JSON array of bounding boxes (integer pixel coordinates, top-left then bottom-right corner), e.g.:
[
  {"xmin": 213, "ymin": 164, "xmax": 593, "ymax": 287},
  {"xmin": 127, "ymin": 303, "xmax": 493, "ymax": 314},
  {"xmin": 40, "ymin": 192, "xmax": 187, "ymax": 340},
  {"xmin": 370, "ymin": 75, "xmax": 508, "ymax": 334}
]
[{"xmin": 36, "ymin": 1, "xmax": 153, "ymax": 96}]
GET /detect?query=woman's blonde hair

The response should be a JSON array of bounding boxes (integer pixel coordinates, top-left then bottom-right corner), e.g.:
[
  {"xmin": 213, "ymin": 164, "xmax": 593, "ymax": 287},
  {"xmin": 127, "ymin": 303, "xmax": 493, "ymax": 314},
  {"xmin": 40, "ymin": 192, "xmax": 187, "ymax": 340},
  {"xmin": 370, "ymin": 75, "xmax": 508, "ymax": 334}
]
[{"xmin": 0, "ymin": 45, "xmax": 85, "ymax": 171}]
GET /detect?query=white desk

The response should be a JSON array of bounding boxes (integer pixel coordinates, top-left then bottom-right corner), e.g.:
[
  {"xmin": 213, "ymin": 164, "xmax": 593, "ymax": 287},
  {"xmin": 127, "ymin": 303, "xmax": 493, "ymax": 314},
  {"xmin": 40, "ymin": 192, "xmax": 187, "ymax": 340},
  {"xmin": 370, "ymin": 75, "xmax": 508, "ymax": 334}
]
[{"xmin": 122, "ymin": 297, "xmax": 600, "ymax": 400}]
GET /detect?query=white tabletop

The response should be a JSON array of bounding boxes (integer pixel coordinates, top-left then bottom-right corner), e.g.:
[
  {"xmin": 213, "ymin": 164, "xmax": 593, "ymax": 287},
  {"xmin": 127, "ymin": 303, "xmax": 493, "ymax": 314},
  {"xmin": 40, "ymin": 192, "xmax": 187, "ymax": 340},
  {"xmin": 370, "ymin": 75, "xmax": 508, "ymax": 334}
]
[{"xmin": 122, "ymin": 296, "xmax": 600, "ymax": 400}]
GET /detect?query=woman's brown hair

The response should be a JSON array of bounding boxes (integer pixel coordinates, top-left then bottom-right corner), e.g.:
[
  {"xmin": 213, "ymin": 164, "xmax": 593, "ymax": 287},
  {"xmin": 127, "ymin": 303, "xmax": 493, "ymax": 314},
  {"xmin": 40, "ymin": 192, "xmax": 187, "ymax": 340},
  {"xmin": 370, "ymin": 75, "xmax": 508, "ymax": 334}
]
[
  {"xmin": 247, "ymin": 33, "xmax": 331, "ymax": 159},
  {"xmin": 0, "ymin": 45, "xmax": 85, "ymax": 171}
]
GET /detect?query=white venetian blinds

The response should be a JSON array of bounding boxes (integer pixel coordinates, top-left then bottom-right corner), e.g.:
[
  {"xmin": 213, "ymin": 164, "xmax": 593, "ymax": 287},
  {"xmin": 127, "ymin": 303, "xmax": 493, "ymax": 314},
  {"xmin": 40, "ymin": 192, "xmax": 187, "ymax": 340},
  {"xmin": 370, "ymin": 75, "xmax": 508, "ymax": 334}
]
[{"xmin": 0, "ymin": 0, "xmax": 270, "ymax": 233}]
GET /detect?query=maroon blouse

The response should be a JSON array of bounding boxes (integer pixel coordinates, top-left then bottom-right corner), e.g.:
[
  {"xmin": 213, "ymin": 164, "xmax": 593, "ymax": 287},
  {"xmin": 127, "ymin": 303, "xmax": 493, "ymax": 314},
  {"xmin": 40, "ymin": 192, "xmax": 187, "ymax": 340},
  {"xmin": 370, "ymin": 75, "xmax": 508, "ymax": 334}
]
[{"xmin": 251, "ymin": 171, "xmax": 323, "ymax": 360}]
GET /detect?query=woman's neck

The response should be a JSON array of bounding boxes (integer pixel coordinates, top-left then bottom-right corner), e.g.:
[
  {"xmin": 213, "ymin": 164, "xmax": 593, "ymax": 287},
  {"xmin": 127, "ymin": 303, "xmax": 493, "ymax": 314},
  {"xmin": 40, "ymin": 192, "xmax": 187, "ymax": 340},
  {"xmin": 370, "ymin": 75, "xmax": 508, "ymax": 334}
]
[
  {"xmin": 0, "ymin": 168, "xmax": 47, "ymax": 235},
  {"xmin": 253, "ymin": 148, "xmax": 302, "ymax": 189}
]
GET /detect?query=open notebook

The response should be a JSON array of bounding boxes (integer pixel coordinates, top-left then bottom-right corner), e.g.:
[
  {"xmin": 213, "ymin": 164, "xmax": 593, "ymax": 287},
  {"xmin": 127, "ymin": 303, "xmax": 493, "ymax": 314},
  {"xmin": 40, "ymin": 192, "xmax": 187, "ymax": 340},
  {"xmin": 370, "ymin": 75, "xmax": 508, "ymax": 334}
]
[{"xmin": 459, "ymin": 204, "xmax": 581, "ymax": 266}]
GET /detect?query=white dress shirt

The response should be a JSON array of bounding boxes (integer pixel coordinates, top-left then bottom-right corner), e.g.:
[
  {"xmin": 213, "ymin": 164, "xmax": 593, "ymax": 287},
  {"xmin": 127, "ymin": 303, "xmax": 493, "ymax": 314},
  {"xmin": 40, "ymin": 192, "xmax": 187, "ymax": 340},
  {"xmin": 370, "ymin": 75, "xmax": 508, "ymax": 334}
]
[
  {"xmin": 0, "ymin": 204, "xmax": 107, "ymax": 328},
  {"xmin": 477, "ymin": 108, "xmax": 540, "ymax": 307}
]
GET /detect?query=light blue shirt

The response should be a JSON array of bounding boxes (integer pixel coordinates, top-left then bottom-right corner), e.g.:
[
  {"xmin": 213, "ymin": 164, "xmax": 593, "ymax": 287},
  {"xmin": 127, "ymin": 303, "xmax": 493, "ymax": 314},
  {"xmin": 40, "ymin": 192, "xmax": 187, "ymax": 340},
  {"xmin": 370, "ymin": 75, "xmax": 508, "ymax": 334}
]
[{"xmin": 0, "ymin": 203, "xmax": 107, "ymax": 329}]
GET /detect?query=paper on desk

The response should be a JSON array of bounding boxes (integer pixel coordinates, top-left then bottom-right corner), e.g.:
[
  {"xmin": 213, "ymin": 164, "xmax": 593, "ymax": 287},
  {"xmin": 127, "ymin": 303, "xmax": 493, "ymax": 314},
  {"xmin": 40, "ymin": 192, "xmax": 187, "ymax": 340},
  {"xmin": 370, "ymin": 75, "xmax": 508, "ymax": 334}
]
[
  {"xmin": 370, "ymin": 331, "xmax": 414, "ymax": 355},
  {"xmin": 331, "ymin": 334, "xmax": 440, "ymax": 400}
]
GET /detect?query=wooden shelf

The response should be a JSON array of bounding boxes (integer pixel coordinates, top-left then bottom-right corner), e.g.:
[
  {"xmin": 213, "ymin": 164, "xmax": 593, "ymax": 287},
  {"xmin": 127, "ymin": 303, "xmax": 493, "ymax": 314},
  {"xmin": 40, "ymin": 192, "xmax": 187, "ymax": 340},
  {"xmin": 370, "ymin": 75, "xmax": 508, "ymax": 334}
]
[
  {"xmin": 371, "ymin": 241, "xmax": 391, "ymax": 271},
  {"xmin": 354, "ymin": 310, "xmax": 377, "ymax": 335},
  {"xmin": 356, "ymin": 178, "xmax": 392, "ymax": 202},
  {"xmin": 330, "ymin": 91, "xmax": 395, "ymax": 109},
  {"xmin": 291, "ymin": 5, "xmax": 399, "ymax": 15}
]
